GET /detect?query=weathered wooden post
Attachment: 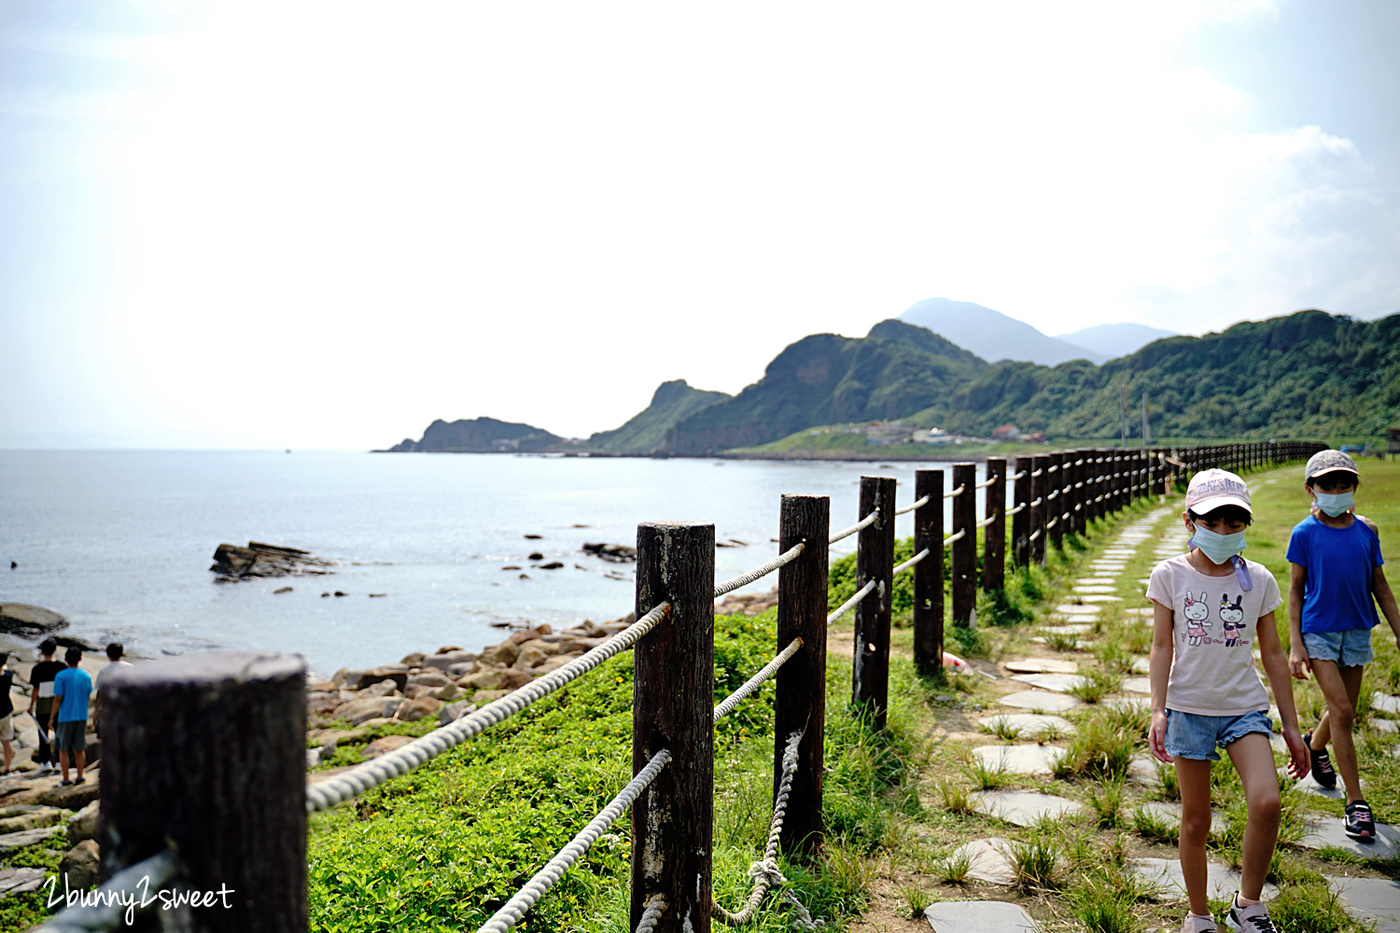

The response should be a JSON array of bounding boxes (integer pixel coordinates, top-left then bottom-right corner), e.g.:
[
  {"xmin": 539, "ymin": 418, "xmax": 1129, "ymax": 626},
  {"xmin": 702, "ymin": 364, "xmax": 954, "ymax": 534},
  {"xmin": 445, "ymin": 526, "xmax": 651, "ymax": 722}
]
[
  {"xmin": 99, "ymin": 651, "xmax": 307, "ymax": 933},
  {"xmin": 633, "ymin": 521, "xmax": 714, "ymax": 933},
  {"xmin": 950, "ymin": 463, "xmax": 977, "ymax": 629},
  {"xmin": 852, "ymin": 476, "xmax": 896, "ymax": 729},
  {"xmin": 775, "ymin": 495, "xmax": 828, "ymax": 857},
  {"xmin": 1012, "ymin": 457, "xmax": 1032, "ymax": 568},
  {"xmin": 1071, "ymin": 451, "xmax": 1087, "ymax": 536},
  {"xmin": 913, "ymin": 469, "xmax": 944, "ymax": 678},
  {"xmin": 982, "ymin": 457, "xmax": 1006, "ymax": 593},
  {"xmin": 1047, "ymin": 453, "xmax": 1065, "ymax": 551},
  {"xmin": 1029, "ymin": 455, "xmax": 1048, "ymax": 566}
]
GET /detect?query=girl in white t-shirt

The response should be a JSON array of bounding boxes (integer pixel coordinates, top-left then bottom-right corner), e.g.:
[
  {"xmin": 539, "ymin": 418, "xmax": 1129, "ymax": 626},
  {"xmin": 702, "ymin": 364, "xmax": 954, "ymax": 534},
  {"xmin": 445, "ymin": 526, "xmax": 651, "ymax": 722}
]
[{"xmin": 1146, "ymin": 469, "xmax": 1309, "ymax": 933}]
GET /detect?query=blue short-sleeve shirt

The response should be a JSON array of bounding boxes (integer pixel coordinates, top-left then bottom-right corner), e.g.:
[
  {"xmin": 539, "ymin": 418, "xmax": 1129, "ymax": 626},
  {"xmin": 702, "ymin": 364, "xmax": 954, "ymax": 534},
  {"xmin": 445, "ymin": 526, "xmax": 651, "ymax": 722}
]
[
  {"xmin": 52, "ymin": 667, "xmax": 94, "ymax": 723},
  {"xmin": 1286, "ymin": 514, "xmax": 1383, "ymax": 634}
]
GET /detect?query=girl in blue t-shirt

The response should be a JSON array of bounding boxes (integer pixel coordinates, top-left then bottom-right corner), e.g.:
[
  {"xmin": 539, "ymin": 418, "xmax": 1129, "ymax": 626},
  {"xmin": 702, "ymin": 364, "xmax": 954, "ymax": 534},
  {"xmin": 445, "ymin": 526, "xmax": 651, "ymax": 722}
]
[{"xmin": 1287, "ymin": 450, "xmax": 1400, "ymax": 842}]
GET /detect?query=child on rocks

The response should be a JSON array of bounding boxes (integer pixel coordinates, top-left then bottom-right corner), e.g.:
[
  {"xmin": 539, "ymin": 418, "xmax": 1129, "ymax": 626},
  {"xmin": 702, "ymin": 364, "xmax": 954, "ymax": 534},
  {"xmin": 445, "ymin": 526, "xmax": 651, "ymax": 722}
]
[
  {"xmin": 1148, "ymin": 469, "xmax": 1309, "ymax": 933},
  {"xmin": 1287, "ymin": 449, "xmax": 1400, "ymax": 841},
  {"xmin": 49, "ymin": 647, "xmax": 93, "ymax": 786}
]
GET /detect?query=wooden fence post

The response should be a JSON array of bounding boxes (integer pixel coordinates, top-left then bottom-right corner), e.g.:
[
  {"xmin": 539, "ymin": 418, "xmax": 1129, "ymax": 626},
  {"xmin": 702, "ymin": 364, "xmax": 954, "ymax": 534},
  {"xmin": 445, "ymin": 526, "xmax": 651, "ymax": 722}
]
[
  {"xmin": 853, "ymin": 476, "xmax": 896, "ymax": 729},
  {"xmin": 633, "ymin": 521, "xmax": 714, "ymax": 933},
  {"xmin": 99, "ymin": 651, "xmax": 307, "ymax": 933},
  {"xmin": 913, "ymin": 469, "xmax": 944, "ymax": 677},
  {"xmin": 1071, "ymin": 450, "xmax": 1087, "ymax": 536},
  {"xmin": 982, "ymin": 458, "xmax": 1006, "ymax": 593},
  {"xmin": 1047, "ymin": 453, "xmax": 1065, "ymax": 551},
  {"xmin": 1012, "ymin": 457, "xmax": 1032, "ymax": 569},
  {"xmin": 950, "ymin": 463, "xmax": 977, "ymax": 629},
  {"xmin": 775, "ymin": 495, "xmax": 828, "ymax": 857},
  {"xmin": 1030, "ymin": 455, "xmax": 1048, "ymax": 566}
]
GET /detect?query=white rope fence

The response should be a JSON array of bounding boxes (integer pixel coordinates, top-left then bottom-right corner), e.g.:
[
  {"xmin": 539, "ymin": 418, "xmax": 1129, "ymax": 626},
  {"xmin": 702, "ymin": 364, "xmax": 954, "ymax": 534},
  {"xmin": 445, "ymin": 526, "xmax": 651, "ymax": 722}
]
[
  {"xmin": 712, "ymin": 728, "xmax": 823, "ymax": 930},
  {"xmin": 634, "ymin": 894, "xmax": 668, "ymax": 933},
  {"xmin": 32, "ymin": 850, "xmax": 180, "ymax": 933},
  {"xmin": 714, "ymin": 542, "xmax": 805, "ymax": 598},
  {"xmin": 1004, "ymin": 503, "xmax": 1025, "ymax": 517},
  {"xmin": 894, "ymin": 494, "xmax": 930, "ymax": 516},
  {"xmin": 307, "ymin": 599, "xmax": 672, "ymax": 812},
  {"xmin": 943, "ymin": 528, "xmax": 966, "ymax": 545},
  {"xmin": 829, "ymin": 509, "xmax": 878, "ymax": 546},
  {"xmin": 974, "ymin": 475, "xmax": 997, "ymax": 488},
  {"xmin": 892, "ymin": 548, "xmax": 930, "ymax": 576},
  {"xmin": 476, "ymin": 749, "xmax": 673, "ymax": 933},
  {"xmin": 944, "ymin": 484, "xmax": 965, "ymax": 498},
  {"xmin": 712, "ymin": 638, "xmax": 804, "ymax": 723},
  {"xmin": 827, "ymin": 579, "xmax": 878, "ymax": 626},
  {"xmin": 975, "ymin": 514, "xmax": 996, "ymax": 529}
]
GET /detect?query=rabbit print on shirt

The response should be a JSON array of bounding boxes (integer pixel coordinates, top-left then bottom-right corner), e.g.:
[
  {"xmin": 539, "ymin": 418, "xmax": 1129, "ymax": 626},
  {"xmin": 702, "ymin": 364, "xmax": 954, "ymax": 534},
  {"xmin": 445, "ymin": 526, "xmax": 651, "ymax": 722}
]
[{"xmin": 1183, "ymin": 591, "xmax": 1211, "ymax": 646}]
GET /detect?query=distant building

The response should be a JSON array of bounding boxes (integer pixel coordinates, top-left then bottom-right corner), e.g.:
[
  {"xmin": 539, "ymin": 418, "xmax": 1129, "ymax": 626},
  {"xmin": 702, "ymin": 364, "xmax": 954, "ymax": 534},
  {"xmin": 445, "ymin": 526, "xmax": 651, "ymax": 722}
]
[
  {"xmin": 991, "ymin": 424, "xmax": 1020, "ymax": 440},
  {"xmin": 913, "ymin": 427, "xmax": 952, "ymax": 445},
  {"xmin": 1025, "ymin": 431, "xmax": 1048, "ymax": 444},
  {"xmin": 864, "ymin": 421, "xmax": 912, "ymax": 445},
  {"xmin": 1389, "ymin": 428, "xmax": 1400, "ymax": 455}
]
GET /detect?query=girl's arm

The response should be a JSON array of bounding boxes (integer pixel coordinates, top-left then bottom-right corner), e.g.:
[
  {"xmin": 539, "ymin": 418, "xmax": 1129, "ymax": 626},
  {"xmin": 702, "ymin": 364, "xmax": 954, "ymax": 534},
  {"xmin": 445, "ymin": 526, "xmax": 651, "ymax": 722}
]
[
  {"xmin": 1148, "ymin": 598, "xmax": 1174, "ymax": 763},
  {"xmin": 1256, "ymin": 609, "xmax": 1308, "ymax": 779},
  {"xmin": 1373, "ymin": 566, "xmax": 1400, "ymax": 650},
  {"xmin": 1288, "ymin": 563, "xmax": 1310, "ymax": 679}
]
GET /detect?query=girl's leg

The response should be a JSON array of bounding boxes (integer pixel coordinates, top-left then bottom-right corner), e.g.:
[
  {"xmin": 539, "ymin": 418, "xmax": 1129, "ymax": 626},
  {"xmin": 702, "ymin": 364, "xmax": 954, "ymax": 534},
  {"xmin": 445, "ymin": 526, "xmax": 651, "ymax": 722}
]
[
  {"xmin": 1312, "ymin": 659, "xmax": 1365, "ymax": 801},
  {"xmin": 1176, "ymin": 757, "xmax": 1215, "ymax": 918},
  {"xmin": 1225, "ymin": 733, "xmax": 1281, "ymax": 902}
]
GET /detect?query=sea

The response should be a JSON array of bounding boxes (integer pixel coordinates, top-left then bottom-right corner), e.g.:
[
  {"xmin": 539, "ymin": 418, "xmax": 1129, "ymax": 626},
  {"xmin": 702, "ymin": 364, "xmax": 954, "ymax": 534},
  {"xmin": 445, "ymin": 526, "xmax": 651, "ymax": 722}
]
[{"xmin": 0, "ymin": 450, "xmax": 996, "ymax": 679}]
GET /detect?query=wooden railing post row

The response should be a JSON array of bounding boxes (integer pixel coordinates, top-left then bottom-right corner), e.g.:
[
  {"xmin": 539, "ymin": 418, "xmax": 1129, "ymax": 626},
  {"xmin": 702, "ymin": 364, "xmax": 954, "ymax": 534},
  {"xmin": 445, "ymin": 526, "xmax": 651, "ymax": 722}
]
[
  {"xmin": 852, "ymin": 475, "xmax": 896, "ymax": 729},
  {"xmin": 950, "ymin": 463, "xmax": 977, "ymax": 629},
  {"xmin": 1067, "ymin": 451, "xmax": 1083, "ymax": 537},
  {"xmin": 913, "ymin": 469, "xmax": 945, "ymax": 677},
  {"xmin": 982, "ymin": 457, "xmax": 1007, "ymax": 593},
  {"xmin": 632, "ymin": 521, "xmax": 715, "ymax": 933},
  {"xmin": 775, "ymin": 495, "xmax": 829, "ymax": 857},
  {"xmin": 1012, "ymin": 457, "xmax": 1032, "ymax": 569},
  {"xmin": 1047, "ymin": 453, "xmax": 1065, "ymax": 551},
  {"xmin": 1091, "ymin": 450, "xmax": 1107, "ymax": 523},
  {"xmin": 1029, "ymin": 455, "xmax": 1048, "ymax": 565},
  {"xmin": 100, "ymin": 651, "xmax": 308, "ymax": 933}
]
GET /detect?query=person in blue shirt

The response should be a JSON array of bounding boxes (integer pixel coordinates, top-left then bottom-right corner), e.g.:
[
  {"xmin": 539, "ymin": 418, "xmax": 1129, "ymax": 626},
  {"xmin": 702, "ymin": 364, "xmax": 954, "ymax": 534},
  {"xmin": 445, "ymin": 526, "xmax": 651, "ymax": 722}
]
[
  {"xmin": 1287, "ymin": 450, "xmax": 1400, "ymax": 842},
  {"xmin": 48, "ymin": 647, "xmax": 94, "ymax": 786}
]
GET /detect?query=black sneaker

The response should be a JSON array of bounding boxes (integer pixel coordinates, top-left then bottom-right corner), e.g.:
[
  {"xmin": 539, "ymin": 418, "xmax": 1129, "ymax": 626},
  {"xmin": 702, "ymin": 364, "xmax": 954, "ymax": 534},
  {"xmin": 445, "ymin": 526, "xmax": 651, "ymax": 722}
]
[
  {"xmin": 1344, "ymin": 800, "xmax": 1375, "ymax": 842},
  {"xmin": 1225, "ymin": 893, "xmax": 1278, "ymax": 932},
  {"xmin": 1304, "ymin": 732, "xmax": 1337, "ymax": 789}
]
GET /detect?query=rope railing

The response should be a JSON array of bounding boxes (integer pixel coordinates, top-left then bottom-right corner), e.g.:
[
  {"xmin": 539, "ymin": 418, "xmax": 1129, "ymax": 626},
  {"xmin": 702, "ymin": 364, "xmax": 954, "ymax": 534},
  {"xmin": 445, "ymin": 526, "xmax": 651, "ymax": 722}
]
[
  {"xmin": 714, "ymin": 542, "xmax": 805, "ymax": 598},
  {"xmin": 974, "ymin": 475, "xmax": 997, "ymax": 488},
  {"xmin": 712, "ymin": 638, "xmax": 804, "ymax": 722},
  {"xmin": 894, "ymin": 494, "xmax": 930, "ymax": 516},
  {"xmin": 827, "ymin": 579, "xmax": 878, "ymax": 626},
  {"xmin": 476, "ymin": 749, "xmax": 673, "ymax": 933},
  {"xmin": 1029, "ymin": 528, "xmax": 1042, "ymax": 542},
  {"xmin": 33, "ymin": 850, "xmax": 180, "ymax": 933},
  {"xmin": 712, "ymin": 728, "xmax": 822, "ymax": 930},
  {"xmin": 1046, "ymin": 517, "xmax": 1058, "ymax": 529},
  {"xmin": 943, "ymin": 528, "xmax": 966, "ymax": 545},
  {"xmin": 1030, "ymin": 469, "xmax": 1043, "ymax": 477},
  {"xmin": 1008, "ymin": 470, "xmax": 1027, "ymax": 481},
  {"xmin": 892, "ymin": 548, "xmax": 931, "ymax": 576},
  {"xmin": 828, "ymin": 509, "xmax": 878, "ymax": 546},
  {"xmin": 634, "ymin": 895, "xmax": 668, "ymax": 933},
  {"xmin": 307, "ymin": 599, "xmax": 672, "ymax": 812},
  {"xmin": 974, "ymin": 514, "xmax": 996, "ymax": 529},
  {"xmin": 945, "ymin": 484, "xmax": 965, "ymax": 498},
  {"xmin": 1030, "ymin": 497, "xmax": 1042, "ymax": 507},
  {"xmin": 1004, "ymin": 503, "xmax": 1025, "ymax": 517}
]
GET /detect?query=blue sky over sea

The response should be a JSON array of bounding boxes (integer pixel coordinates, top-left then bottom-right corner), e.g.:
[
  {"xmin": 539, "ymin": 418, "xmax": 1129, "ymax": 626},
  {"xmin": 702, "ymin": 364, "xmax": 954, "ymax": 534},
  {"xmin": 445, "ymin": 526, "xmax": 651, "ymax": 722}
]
[{"xmin": 2, "ymin": 1, "xmax": 1397, "ymax": 448}]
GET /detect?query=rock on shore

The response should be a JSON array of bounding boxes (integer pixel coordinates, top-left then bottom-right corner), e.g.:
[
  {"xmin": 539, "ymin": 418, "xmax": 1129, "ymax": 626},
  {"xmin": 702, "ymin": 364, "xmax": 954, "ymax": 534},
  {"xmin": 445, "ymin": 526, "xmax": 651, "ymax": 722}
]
[
  {"xmin": 0, "ymin": 603, "xmax": 68, "ymax": 637},
  {"xmin": 210, "ymin": 542, "xmax": 335, "ymax": 583}
]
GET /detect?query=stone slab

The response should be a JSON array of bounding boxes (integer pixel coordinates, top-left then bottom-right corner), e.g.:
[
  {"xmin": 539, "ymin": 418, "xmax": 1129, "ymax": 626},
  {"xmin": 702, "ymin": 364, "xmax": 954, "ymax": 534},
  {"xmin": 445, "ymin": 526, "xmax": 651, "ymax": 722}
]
[
  {"xmin": 1373, "ymin": 693, "xmax": 1400, "ymax": 715},
  {"xmin": 1050, "ymin": 615, "xmax": 1100, "ymax": 625},
  {"xmin": 1375, "ymin": 719, "xmax": 1398, "ymax": 734},
  {"xmin": 1127, "ymin": 753, "xmax": 1162, "ymax": 784},
  {"xmin": 978, "ymin": 713, "xmax": 1076, "ymax": 737},
  {"xmin": 947, "ymin": 838, "xmax": 1016, "ymax": 885},
  {"xmin": 1326, "ymin": 876, "xmax": 1400, "ymax": 933},
  {"xmin": 1073, "ymin": 585, "xmax": 1120, "ymax": 595},
  {"xmin": 1102, "ymin": 697, "xmax": 1150, "ymax": 712},
  {"xmin": 972, "ymin": 744, "xmax": 1063, "ymax": 775},
  {"xmin": 1121, "ymin": 676, "xmax": 1152, "ymax": 694},
  {"xmin": 1011, "ymin": 673, "xmax": 1086, "ymax": 692},
  {"xmin": 0, "ymin": 825, "xmax": 64, "ymax": 850},
  {"xmin": 972, "ymin": 790, "xmax": 1085, "ymax": 826},
  {"xmin": 998, "ymin": 690, "xmax": 1080, "ymax": 712},
  {"xmin": 0, "ymin": 866, "xmax": 48, "ymax": 896},
  {"xmin": 1077, "ymin": 594, "xmax": 1124, "ymax": 603},
  {"xmin": 1039, "ymin": 624, "xmax": 1092, "ymax": 635},
  {"xmin": 1004, "ymin": 658, "xmax": 1080, "ymax": 674},
  {"xmin": 1127, "ymin": 607, "xmax": 1155, "ymax": 616},
  {"xmin": 1299, "ymin": 816, "xmax": 1400, "ymax": 858},
  {"xmin": 1127, "ymin": 857, "xmax": 1276, "ymax": 903},
  {"xmin": 1055, "ymin": 603, "xmax": 1103, "ymax": 614},
  {"xmin": 925, "ymin": 900, "xmax": 1039, "ymax": 932},
  {"xmin": 1074, "ymin": 578, "xmax": 1119, "ymax": 586},
  {"xmin": 1135, "ymin": 800, "xmax": 1226, "ymax": 834}
]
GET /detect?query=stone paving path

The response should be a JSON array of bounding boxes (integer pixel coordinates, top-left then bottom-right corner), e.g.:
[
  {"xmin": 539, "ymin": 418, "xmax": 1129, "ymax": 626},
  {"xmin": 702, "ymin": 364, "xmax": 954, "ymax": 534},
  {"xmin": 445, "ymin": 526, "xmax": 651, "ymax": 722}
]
[{"xmin": 934, "ymin": 502, "xmax": 1400, "ymax": 932}]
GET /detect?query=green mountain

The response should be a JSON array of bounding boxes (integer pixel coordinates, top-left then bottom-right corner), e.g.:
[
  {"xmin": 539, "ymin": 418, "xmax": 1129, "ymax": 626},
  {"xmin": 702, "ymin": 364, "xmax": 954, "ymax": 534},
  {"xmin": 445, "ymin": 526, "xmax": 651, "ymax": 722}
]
[
  {"xmin": 664, "ymin": 320, "xmax": 988, "ymax": 454},
  {"xmin": 936, "ymin": 310, "xmax": 1400, "ymax": 440},
  {"xmin": 385, "ymin": 417, "xmax": 562, "ymax": 453},
  {"xmin": 585, "ymin": 380, "xmax": 730, "ymax": 453}
]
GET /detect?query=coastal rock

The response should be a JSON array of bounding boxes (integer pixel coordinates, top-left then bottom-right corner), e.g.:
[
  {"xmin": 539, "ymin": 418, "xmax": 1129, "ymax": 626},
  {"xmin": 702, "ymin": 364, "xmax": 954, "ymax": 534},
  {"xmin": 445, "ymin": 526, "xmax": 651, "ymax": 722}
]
[
  {"xmin": 532, "ymin": 656, "xmax": 573, "ymax": 677},
  {"xmin": 437, "ymin": 700, "xmax": 477, "ymax": 726},
  {"xmin": 582, "ymin": 543, "xmax": 636, "ymax": 563},
  {"xmin": 353, "ymin": 668, "xmax": 409, "ymax": 692},
  {"xmin": 519, "ymin": 639, "xmax": 561, "ymax": 657},
  {"xmin": 332, "ymin": 697, "xmax": 403, "ymax": 725},
  {"xmin": 67, "ymin": 802, "xmax": 99, "ymax": 846},
  {"xmin": 308, "ymin": 727, "xmax": 369, "ymax": 747},
  {"xmin": 0, "ymin": 827, "xmax": 65, "ymax": 851},
  {"xmin": 514, "ymin": 646, "xmax": 549, "ymax": 670},
  {"xmin": 61, "ymin": 839, "xmax": 101, "ymax": 889},
  {"xmin": 307, "ymin": 692, "xmax": 342, "ymax": 716},
  {"xmin": 472, "ymin": 689, "xmax": 509, "ymax": 705},
  {"xmin": 508, "ymin": 624, "xmax": 553, "ymax": 645},
  {"xmin": 431, "ymin": 683, "xmax": 462, "ymax": 701},
  {"xmin": 360, "ymin": 735, "xmax": 413, "ymax": 760},
  {"xmin": 400, "ymin": 652, "xmax": 426, "ymax": 666},
  {"xmin": 359, "ymin": 680, "xmax": 401, "ymax": 699},
  {"xmin": 209, "ymin": 541, "xmax": 334, "ymax": 583},
  {"xmin": 535, "ymin": 561, "xmax": 564, "ymax": 570},
  {"xmin": 478, "ymin": 642, "xmax": 521, "ymax": 666},
  {"xmin": 0, "ymin": 603, "xmax": 68, "ymax": 637},
  {"xmin": 0, "ymin": 866, "xmax": 49, "ymax": 896},
  {"xmin": 407, "ymin": 671, "xmax": 451, "ymax": 688},
  {"xmin": 0, "ymin": 805, "xmax": 65, "ymax": 835},
  {"xmin": 39, "ymin": 779, "xmax": 99, "ymax": 811},
  {"xmin": 422, "ymin": 650, "xmax": 475, "ymax": 672},
  {"xmin": 395, "ymin": 697, "xmax": 440, "ymax": 722}
]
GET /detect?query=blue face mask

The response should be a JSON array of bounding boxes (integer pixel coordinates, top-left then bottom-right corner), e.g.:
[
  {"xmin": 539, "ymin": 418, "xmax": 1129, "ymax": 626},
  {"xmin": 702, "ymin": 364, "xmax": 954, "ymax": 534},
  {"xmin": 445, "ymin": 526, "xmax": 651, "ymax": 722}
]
[
  {"xmin": 1314, "ymin": 490, "xmax": 1355, "ymax": 517},
  {"xmin": 1188, "ymin": 524, "xmax": 1247, "ymax": 564}
]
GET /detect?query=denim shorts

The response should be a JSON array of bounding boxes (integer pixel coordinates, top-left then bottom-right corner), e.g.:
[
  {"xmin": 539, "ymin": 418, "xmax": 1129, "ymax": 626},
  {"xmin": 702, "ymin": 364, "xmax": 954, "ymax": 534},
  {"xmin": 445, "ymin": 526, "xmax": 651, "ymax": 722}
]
[
  {"xmin": 1165, "ymin": 709, "xmax": 1273, "ymax": 761},
  {"xmin": 1302, "ymin": 628, "xmax": 1374, "ymax": 668}
]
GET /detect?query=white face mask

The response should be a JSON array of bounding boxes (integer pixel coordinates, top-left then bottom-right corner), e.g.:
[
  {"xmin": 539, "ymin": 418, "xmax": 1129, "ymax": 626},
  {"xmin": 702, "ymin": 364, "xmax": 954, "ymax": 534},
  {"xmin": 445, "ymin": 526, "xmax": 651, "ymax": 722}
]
[
  {"xmin": 1188, "ymin": 523, "xmax": 1247, "ymax": 564},
  {"xmin": 1314, "ymin": 490, "xmax": 1354, "ymax": 517}
]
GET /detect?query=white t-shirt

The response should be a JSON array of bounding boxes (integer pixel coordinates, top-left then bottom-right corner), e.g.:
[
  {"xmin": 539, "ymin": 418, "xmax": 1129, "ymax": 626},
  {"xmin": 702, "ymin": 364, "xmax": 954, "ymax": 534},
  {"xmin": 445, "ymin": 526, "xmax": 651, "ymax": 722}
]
[
  {"xmin": 95, "ymin": 660, "xmax": 134, "ymax": 691},
  {"xmin": 1145, "ymin": 554, "xmax": 1282, "ymax": 716}
]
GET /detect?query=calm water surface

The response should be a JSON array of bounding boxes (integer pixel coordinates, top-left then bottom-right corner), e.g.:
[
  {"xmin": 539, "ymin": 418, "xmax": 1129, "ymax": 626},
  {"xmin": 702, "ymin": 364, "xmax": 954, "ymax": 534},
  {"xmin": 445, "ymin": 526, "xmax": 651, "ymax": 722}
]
[{"xmin": 0, "ymin": 450, "xmax": 995, "ymax": 677}]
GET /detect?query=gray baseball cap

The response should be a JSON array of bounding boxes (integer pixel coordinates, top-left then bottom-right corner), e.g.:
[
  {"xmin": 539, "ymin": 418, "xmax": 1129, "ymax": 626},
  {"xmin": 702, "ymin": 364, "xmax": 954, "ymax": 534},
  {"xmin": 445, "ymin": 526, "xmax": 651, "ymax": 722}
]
[{"xmin": 1304, "ymin": 449, "xmax": 1359, "ymax": 482}]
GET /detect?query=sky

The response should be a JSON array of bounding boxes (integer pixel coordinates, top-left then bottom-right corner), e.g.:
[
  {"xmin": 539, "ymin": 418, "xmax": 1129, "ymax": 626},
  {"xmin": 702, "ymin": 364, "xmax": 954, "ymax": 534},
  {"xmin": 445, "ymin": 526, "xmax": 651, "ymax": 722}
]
[{"xmin": 2, "ymin": 0, "xmax": 1398, "ymax": 448}]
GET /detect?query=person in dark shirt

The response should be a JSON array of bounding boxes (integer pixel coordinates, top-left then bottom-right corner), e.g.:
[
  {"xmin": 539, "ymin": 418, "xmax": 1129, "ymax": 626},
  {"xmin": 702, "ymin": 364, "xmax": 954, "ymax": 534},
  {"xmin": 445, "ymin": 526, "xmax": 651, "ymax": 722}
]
[
  {"xmin": 0, "ymin": 653, "xmax": 15, "ymax": 773},
  {"xmin": 27, "ymin": 638, "xmax": 64, "ymax": 773}
]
